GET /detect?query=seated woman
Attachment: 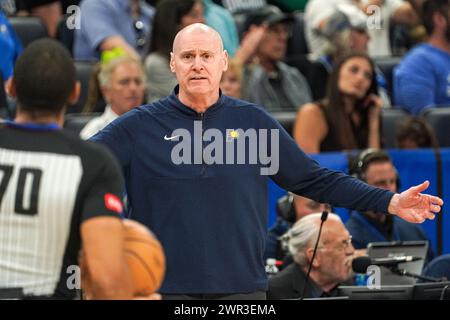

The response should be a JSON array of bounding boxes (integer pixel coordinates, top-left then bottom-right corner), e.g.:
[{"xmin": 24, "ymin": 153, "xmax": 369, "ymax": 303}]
[{"xmin": 293, "ymin": 52, "xmax": 383, "ymax": 154}]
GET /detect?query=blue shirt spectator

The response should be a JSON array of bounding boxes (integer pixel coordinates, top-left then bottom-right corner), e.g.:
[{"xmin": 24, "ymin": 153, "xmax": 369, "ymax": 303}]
[
  {"xmin": 0, "ymin": 11, "xmax": 22, "ymax": 81},
  {"xmin": 203, "ymin": 0, "xmax": 239, "ymax": 57},
  {"xmin": 394, "ymin": 43, "xmax": 450, "ymax": 114},
  {"xmin": 73, "ymin": 0, "xmax": 154, "ymax": 60}
]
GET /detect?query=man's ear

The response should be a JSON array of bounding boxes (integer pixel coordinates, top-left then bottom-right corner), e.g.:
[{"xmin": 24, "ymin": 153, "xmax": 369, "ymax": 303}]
[
  {"xmin": 306, "ymin": 247, "xmax": 321, "ymax": 268},
  {"xmin": 68, "ymin": 81, "xmax": 81, "ymax": 106},
  {"xmin": 5, "ymin": 77, "xmax": 16, "ymax": 98},
  {"xmin": 222, "ymin": 50, "xmax": 229, "ymax": 72},
  {"xmin": 169, "ymin": 52, "xmax": 176, "ymax": 73}
]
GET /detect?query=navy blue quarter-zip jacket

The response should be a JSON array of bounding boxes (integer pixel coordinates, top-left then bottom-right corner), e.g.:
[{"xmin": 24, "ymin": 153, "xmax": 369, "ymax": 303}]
[{"xmin": 91, "ymin": 87, "xmax": 394, "ymax": 294}]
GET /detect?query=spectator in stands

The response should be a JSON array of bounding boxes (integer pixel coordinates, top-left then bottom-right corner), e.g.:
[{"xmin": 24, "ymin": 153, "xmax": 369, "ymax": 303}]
[
  {"xmin": 359, "ymin": 0, "xmax": 419, "ymax": 57},
  {"xmin": 307, "ymin": 8, "xmax": 392, "ymax": 106},
  {"xmin": 220, "ymin": 0, "xmax": 266, "ymax": 14},
  {"xmin": 0, "ymin": 10, "xmax": 22, "ymax": 82},
  {"xmin": 305, "ymin": 1, "xmax": 362, "ymax": 59},
  {"xmin": 203, "ymin": 0, "xmax": 240, "ymax": 57},
  {"xmin": 73, "ymin": 0, "xmax": 154, "ymax": 60},
  {"xmin": 307, "ymin": 8, "xmax": 389, "ymax": 105},
  {"xmin": 396, "ymin": 117, "xmax": 439, "ymax": 149},
  {"xmin": 0, "ymin": 0, "xmax": 16, "ymax": 16},
  {"xmin": 80, "ymin": 51, "xmax": 145, "ymax": 139},
  {"xmin": 265, "ymin": 193, "xmax": 329, "ymax": 262},
  {"xmin": 14, "ymin": 0, "xmax": 63, "ymax": 38},
  {"xmin": 241, "ymin": 5, "xmax": 312, "ymax": 112},
  {"xmin": 144, "ymin": 0, "xmax": 204, "ymax": 102},
  {"xmin": 293, "ymin": 52, "xmax": 382, "ymax": 153},
  {"xmin": 346, "ymin": 149, "xmax": 435, "ymax": 262},
  {"xmin": 305, "ymin": 0, "xmax": 419, "ymax": 58},
  {"xmin": 219, "ymin": 58, "xmax": 242, "ymax": 98},
  {"xmin": 394, "ymin": 0, "xmax": 450, "ymax": 115},
  {"xmin": 268, "ymin": 213, "xmax": 355, "ymax": 299},
  {"xmin": 82, "ymin": 62, "xmax": 104, "ymax": 114}
]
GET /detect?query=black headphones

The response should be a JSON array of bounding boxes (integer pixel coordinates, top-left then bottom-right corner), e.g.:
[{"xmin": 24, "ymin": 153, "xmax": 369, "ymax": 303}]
[
  {"xmin": 350, "ymin": 148, "xmax": 401, "ymax": 189},
  {"xmin": 276, "ymin": 193, "xmax": 331, "ymax": 224},
  {"xmin": 276, "ymin": 193, "xmax": 296, "ymax": 224}
]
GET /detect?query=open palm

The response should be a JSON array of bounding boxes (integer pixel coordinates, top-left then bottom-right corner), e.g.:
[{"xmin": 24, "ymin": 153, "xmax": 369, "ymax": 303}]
[{"xmin": 389, "ymin": 181, "xmax": 443, "ymax": 223}]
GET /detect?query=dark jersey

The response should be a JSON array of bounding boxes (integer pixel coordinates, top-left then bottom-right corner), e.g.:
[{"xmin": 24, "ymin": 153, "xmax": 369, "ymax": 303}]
[{"xmin": 0, "ymin": 123, "xmax": 124, "ymax": 298}]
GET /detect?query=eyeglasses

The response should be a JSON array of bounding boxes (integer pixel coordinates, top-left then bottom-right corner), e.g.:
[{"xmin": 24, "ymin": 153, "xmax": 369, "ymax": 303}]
[
  {"xmin": 134, "ymin": 19, "xmax": 146, "ymax": 51},
  {"xmin": 319, "ymin": 236, "xmax": 353, "ymax": 252}
]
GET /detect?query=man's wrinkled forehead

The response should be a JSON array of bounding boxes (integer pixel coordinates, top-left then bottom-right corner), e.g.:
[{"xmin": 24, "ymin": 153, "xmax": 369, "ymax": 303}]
[{"xmin": 172, "ymin": 24, "xmax": 224, "ymax": 54}]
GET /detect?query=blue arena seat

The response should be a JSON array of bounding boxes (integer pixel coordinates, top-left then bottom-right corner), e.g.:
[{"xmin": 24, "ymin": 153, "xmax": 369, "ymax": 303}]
[
  {"xmin": 286, "ymin": 11, "xmax": 309, "ymax": 56},
  {"xmin": 420, "ymin": 107, "xmax": 450, "ymax": 147},
  {"xmin": 373, "ymin": 56, "xmax": 402, "ymax": 100},
  {"xmin": 68, "ymin": 60, "xmax": 98, "ymax": 114},
  {"xmin": 381, "ymin": 108, "xmax": 409, "ymax": 148},
  {"xmin": 63, "ymin": 112, "xmax": 102, "ymax": 136}
]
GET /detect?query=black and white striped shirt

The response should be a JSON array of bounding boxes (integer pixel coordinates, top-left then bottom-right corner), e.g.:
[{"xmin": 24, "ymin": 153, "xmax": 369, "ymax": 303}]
[{"xmin": 0, "ymin": 123, "xmax": 124, "ymax": 298}]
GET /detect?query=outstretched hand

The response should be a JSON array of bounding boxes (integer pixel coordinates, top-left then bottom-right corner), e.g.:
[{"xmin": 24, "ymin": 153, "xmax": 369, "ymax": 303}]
[{"xmin": 388, "ymin": 181, "xmax": 443, "ymax": 223}]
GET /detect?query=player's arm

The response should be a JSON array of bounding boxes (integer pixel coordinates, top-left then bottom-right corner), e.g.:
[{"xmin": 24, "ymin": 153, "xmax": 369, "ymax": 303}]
[{"xmin": 81, "ymin": 216, "xmax": 133, "ymax": 299}]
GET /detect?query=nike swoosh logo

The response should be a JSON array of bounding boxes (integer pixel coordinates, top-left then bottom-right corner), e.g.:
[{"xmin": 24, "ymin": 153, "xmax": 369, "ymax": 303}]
[{"xmin": 164, "ymin": 135, "xmax": 180, "ymax": 141}]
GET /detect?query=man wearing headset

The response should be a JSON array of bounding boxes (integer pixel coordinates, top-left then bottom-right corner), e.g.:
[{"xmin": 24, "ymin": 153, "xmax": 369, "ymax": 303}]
[
  {"xmin": 265, "ymin": 194, "xmax": 329, "ymax": 263},
  {"xmin": 345, "ymin": 149, "xmax": 435, "ymax": 262}
]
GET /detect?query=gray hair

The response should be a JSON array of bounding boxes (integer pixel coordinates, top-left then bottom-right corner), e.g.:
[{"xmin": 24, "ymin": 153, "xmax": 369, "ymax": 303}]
[
  {"xmin": 281, "ymin": 213, "xmax": 342, "ymax": 268},
  {"xmin": 321, "ymin": 29, "xmax": 352, "ymax": 57},
  {"xmin": 98, "ymin": 55, "xmax": 145, "ymax": 88}
]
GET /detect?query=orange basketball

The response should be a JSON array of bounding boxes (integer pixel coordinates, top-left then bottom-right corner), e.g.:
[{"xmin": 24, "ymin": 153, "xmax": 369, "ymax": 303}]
[{"xmin": 123, "ymin": 219, "xmax": 166, "ymax": 296}]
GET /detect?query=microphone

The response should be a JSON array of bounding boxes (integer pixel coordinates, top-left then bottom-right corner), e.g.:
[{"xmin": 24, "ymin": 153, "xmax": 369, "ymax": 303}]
[
  {"xmin": 300, "ymin": 210, "xmax": 329, "ymax": 300},
  {"xmin": 352, "ymin": 255, "xmax": 422, "ymax": 273}
]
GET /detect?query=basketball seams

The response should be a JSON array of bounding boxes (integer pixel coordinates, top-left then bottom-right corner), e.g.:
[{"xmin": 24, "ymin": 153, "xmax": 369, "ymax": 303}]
[{"xmin": 124, "ymin": 248, "xmax": 158, "ymax": 293}]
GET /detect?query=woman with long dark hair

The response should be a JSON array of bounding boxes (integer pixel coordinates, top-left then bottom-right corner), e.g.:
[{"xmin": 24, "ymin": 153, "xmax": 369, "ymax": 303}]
[{"xmin": 293, "ymin": 52, "xmax": 382, "ymax": 153}]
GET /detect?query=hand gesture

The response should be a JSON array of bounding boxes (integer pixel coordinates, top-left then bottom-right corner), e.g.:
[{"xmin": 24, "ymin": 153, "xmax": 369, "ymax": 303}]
[{"xmin": 388, "ymin": 180, "xmax": 443, "ymax": 223}]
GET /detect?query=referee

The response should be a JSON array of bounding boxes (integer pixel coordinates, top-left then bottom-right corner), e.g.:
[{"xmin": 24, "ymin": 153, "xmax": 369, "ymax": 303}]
[{"xmin": 0, "ymin": 39, "xmax": 133, "ymax": 299}]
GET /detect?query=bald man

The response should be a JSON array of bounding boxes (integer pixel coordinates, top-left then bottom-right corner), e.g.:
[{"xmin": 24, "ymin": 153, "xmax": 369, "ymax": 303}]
[{"xmin": 91, "ymin": 23, "xmax": 442, "ymax": 300}]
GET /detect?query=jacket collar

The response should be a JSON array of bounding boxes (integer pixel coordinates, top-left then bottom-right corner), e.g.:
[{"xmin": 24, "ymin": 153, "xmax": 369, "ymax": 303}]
[
  {"xmin": 167, "ymin": 85, "xmax": 226, "ymax": 119},
  {"xmin": 292, "ymin": 264, "xmax": 323, "ymax": 298}
]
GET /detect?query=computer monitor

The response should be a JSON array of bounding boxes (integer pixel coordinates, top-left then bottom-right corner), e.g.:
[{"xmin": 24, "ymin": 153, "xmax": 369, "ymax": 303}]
[
  {"xmin": 367, "ymin": 241, "xmax": 428, "ymax": 285},
  {"xmin": 413, "ymin": 282, "xmax": 450, "ymax": 300},
  {"xmin": 337, "ymin": 285, "xmax": 414, "ymax": 300}
]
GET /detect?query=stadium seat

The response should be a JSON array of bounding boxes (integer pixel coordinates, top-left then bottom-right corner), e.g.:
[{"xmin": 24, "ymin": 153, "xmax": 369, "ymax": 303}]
[
  {"xmin": 284, "ymin": 54, "xmax": 312, "ymax": 82},
  {"xmin": 423, "ymin": 254, "xmax": 450, "ymax": 281},
  {"xmin": 68, "ymin": 60, "xmax": 98, "ymax": 114},
  {"xmin": 56, "ymin": 15, "xmax": 74, "ymax": 54},
  {"xmin": 272, "ymin": 111, "xmax": 297, "ymax": 136},
  {"xmin": 420, "ymin": 107, "xmax": 450, "ymax": 147},
  {"xmin": 373, "ymin": 56, "xmax": 402, "ymax": 100},
  {"xmin": 286, "ymin": 11, "xmax": 309, "ymax": 56},
  {"xmin": 381, "ymin": 108, "xmax": 409, "ymax": 148},
  {"xmin": 63, "ymin": 112, "xmax": 102, "ymax": 136},
  {"xmin": 9, "ymin": 16, "xmax": 48, "ymax": 47}
]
